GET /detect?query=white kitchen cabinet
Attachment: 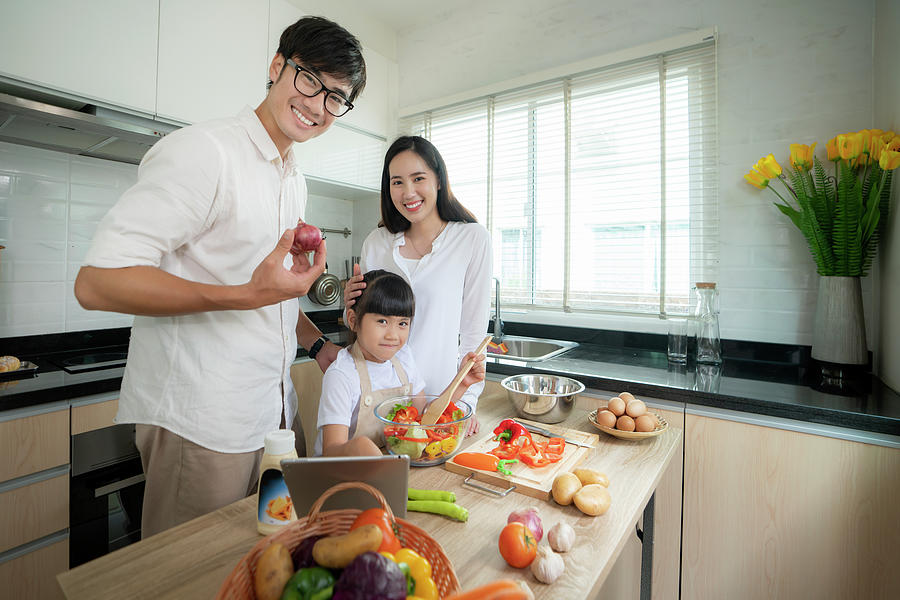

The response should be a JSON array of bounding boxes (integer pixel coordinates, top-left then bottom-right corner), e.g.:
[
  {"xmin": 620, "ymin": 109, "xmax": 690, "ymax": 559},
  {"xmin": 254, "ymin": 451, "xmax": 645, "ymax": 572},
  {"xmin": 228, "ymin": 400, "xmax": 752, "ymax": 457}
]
[
  {"xmin": 156, "ymin": 0, "xmax": 269, "ymax": 124},
  {"xmin": 0, "ymin": 0, "xmax": 159, "ymax": 115},
  {"xmin": 293, "ymin": 124, "xmax": 386, "ymax": 191},
  {"xmin": 341, "ymin": 47, "xmax": 397, "ymax": 139}
]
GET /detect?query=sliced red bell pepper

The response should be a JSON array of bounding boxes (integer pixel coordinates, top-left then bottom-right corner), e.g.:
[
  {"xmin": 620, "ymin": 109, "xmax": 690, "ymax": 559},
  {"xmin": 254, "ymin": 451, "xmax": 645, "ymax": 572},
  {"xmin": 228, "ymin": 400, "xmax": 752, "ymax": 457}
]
[
  {"xmin": 489, "ymin": 441, "xmax": 520, "ymax": 460},
  {"xmin": 518, "ymin": 443, "xmax": 553, "ymax": 468},
  {"xmin": 543, "ymin": 437, "xmax": 566, "ymax": 460}
]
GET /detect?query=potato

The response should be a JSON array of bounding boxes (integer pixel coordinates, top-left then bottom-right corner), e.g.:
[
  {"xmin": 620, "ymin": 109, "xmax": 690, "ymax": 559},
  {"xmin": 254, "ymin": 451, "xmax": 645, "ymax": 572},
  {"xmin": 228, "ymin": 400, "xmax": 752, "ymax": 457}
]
[
  {"xmin": 572, "ymin": 467, "xmax": 609, "ymax": 488},
  {"xmin": 573, "ymin": 484, "xmax": 612, "ymax": 516},
  {"xmin": 253, "ymin": 542, "xmax": 294, "ymax": 600},
  {"xmin": 312, "ymin": 524, "xmax": 383, "ymax": 568},
  {"xmin": 551, "ymin": 472, "xmax": 583, "ymax": 506}
]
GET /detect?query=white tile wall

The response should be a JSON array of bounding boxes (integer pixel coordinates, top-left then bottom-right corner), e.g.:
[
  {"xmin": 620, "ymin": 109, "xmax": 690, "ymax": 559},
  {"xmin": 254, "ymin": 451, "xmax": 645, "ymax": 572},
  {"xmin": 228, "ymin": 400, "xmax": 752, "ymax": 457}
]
[
  {"xmin": 0, "ymin": 142, "xmax": 137, "ymax": 337},
  {"xmin": 0, "ymin": 142, "xmax": 381, "ymax": 337}
]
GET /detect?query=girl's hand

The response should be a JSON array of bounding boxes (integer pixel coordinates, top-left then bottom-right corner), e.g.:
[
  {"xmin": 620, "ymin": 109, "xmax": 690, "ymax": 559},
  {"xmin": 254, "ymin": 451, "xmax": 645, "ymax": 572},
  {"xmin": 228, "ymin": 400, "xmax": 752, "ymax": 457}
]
[
  {"xmin": 465, "ymin": 415, "xmax": 480, "ymax": 437},
  {"xmin": 343, "ymin": 262, "xmax": 365, "ymax": 309}
]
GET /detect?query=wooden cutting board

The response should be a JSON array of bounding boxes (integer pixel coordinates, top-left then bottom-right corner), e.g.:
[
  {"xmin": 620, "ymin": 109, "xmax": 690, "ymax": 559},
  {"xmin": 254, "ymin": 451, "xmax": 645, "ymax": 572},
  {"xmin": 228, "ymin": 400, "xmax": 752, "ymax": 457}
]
[{"xmin": 444, "ymin": 418, "xmax": 600, "ymax": 499}]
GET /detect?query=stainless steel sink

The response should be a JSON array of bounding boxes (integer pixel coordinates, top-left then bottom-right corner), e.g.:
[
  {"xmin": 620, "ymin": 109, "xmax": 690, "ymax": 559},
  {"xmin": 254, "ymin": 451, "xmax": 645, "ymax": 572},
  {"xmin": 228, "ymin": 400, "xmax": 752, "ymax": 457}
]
[{"xmin": 487, "ymin": 336, "xmax": 578, "ymax": 362}]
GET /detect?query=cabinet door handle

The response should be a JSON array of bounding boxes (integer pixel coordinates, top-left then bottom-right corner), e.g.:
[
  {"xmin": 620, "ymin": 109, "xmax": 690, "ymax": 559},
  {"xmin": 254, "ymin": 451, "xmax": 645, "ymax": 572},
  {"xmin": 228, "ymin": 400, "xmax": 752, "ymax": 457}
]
[{"xmin": 94, "ymin": 473, "xmax": 145, "ymax": 498}]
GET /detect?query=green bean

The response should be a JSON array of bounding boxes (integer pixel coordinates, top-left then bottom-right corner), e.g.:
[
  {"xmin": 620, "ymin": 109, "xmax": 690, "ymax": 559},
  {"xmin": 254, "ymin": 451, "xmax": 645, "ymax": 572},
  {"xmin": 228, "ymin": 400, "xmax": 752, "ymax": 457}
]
[
  {"xmin": 406, "ymin": 500, "xmax": 469, "ymax": 522},
  {"xmin": 407, "ymin": 488, "xmax": 456, "ymax": 503}
]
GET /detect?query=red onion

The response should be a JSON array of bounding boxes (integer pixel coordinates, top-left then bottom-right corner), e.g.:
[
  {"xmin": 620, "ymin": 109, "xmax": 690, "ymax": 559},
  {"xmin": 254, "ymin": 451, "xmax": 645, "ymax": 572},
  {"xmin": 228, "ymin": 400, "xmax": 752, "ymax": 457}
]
[
  {"xmin": 508, "ymin": 507, "xmax": 543, "ymax": 542},
  {"xmin": 291, "ymin": 220, "xmax": 323, "ymax": 254}
]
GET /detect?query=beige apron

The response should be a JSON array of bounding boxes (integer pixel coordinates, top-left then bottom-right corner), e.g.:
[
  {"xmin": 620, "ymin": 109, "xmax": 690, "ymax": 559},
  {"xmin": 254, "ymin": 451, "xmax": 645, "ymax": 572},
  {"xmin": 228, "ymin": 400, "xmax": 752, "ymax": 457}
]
[{"xmin": 349, "ymin": 343, "xmax": 413, "ymax": 447}]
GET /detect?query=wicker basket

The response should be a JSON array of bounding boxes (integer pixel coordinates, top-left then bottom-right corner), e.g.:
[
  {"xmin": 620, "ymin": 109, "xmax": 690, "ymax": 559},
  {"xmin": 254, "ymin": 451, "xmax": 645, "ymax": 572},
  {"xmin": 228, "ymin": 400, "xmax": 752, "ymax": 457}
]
[{"xmin": 216, "ymin": 481, "xmax": 460, "ymax": 599}]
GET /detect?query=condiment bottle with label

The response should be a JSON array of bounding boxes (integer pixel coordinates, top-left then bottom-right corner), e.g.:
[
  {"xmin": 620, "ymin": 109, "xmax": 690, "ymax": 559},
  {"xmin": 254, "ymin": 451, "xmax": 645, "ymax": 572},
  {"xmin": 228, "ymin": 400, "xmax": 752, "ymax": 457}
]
[
  {"xmin": 694, "ymin": 282, "xmax": 722, "ymax": 364},
  {"xmin": 256, "ymin": 429, "xmax": 298, "ymax": 535}
]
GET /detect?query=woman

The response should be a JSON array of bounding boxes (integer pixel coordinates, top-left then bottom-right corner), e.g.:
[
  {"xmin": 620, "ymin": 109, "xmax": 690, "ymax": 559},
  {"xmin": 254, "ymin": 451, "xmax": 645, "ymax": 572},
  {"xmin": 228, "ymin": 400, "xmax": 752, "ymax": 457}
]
[{"xmin": 344, "ymin": 136, "xmax": 492, "ymax": 435}]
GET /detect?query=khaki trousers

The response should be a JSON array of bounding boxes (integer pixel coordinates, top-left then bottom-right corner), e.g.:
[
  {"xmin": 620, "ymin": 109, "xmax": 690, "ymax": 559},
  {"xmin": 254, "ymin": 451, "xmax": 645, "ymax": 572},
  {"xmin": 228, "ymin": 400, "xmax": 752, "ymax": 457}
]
[{"xmin": 135, "ymin": 425, "xmax": 264, "ymax": 538}]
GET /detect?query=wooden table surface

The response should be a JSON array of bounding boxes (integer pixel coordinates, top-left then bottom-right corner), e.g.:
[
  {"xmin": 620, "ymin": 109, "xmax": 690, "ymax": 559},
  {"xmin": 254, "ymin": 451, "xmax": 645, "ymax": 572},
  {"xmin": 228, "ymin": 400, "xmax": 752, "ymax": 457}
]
[{"xmin": 57, "ymin": 382, "xmax": 681, "ymax": 600}]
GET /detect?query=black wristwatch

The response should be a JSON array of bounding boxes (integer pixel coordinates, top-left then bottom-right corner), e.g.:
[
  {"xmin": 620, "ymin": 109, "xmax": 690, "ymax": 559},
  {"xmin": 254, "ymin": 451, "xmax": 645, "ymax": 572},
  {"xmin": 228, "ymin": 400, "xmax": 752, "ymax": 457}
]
[{"xmin": 307, "ymin": 335, "xmax": 330, "ymax": 359}]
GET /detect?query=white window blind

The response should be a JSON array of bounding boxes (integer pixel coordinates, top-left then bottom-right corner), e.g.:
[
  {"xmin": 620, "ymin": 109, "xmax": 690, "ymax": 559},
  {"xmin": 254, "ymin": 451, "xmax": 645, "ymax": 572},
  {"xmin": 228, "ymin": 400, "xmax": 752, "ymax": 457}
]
[{"xmin": 400, "ymin": 42, "xmax": 717, "ymax": 317}]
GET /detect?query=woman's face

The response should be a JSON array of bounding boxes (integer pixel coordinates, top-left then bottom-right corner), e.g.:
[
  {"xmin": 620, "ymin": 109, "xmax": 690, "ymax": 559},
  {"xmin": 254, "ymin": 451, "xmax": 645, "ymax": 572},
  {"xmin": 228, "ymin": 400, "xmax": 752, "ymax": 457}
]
[
  {"xmin": 351, "ymin": 312, "xmax": 410, "ymax": 363},
  {"xmin": 388, "ymin": 150, "xmax": 441, "ymax": 227}
]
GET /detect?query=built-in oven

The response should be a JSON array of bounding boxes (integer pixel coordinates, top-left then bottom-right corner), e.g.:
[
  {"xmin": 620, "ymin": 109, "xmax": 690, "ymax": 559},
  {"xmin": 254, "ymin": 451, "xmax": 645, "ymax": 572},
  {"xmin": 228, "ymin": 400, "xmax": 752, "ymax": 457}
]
[{"xmin": 69, "ymin": 423, "xmax": 144, "ymax": 568}]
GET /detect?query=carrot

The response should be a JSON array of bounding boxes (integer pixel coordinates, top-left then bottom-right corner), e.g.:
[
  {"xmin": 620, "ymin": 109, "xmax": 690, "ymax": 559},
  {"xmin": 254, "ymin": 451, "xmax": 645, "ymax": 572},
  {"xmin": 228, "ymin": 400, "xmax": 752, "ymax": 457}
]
[{"xmin": 444, "ymin": 579, "xmax": 528, "ymax": 600}]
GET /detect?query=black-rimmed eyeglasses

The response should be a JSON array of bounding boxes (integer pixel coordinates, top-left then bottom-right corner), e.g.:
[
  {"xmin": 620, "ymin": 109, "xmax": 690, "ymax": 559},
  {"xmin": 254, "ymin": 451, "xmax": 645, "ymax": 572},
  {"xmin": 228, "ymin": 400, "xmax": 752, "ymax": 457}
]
[{"xmin": 285, "ymin": 58, "xmax": 354, "ymax": 117}]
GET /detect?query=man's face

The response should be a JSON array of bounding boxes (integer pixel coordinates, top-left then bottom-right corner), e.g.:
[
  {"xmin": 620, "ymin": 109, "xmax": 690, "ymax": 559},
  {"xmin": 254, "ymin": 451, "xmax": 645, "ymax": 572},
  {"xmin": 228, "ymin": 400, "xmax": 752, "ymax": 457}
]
[{"xmin": 259, "ymin": 54, "xmax": 353, "ymax": 154}]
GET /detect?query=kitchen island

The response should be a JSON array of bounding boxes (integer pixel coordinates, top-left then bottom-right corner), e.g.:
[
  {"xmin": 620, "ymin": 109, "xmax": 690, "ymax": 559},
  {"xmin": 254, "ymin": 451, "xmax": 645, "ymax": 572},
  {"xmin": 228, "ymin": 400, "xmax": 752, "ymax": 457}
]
[{"xmin": 56, "ymin": 383, "xmax": 681, "ymax": 600}]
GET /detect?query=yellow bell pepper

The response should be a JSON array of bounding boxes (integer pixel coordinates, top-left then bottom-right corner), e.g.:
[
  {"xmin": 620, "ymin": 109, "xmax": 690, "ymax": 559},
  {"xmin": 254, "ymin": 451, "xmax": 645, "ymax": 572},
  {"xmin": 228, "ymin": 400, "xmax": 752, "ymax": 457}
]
[
  {"xmin": 392, "ymin": 547, "xmax": 438, "ymax": 600},
  {"xmin": 424, "ymin": 441, "xmax": 443, "ymax": 458},
  {"xmin": 440, "ymin": 436, "xmax": 458, "ymax": 453}
]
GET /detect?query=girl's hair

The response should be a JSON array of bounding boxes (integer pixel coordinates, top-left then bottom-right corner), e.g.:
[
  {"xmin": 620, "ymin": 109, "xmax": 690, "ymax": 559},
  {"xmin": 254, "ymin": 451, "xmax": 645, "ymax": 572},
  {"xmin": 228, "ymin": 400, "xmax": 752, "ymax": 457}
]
[
  {"xmin": 379, "ymin": 136, "xmax": 478, "ymax": 233},
  {"xmin": 348, "ymin": 270, "xmax": 415, "ymax": 343}
]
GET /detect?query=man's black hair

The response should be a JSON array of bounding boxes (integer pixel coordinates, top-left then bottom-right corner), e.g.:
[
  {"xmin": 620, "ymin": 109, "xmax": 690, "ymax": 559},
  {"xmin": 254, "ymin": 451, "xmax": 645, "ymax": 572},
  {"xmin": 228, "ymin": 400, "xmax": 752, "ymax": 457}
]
[{"xmin": 270, "ymin": 16, "xmax": 366, "ymax": 101}]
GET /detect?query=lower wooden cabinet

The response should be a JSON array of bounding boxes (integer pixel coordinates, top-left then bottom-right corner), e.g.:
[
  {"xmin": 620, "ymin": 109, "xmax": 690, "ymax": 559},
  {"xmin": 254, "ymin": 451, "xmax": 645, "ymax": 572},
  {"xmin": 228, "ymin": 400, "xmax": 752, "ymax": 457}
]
[
  {"xmin": 0, "ymin": 407, "xmax": 69, "ymax": 482},
  {"xmin": 0, "ymin": 472, "xmax": 69, "ymax": 554},
  {"xmin": 682, "ymin": 412, "xmax": 900, "ymax": 600},
  {"xmin": 0, "ymin": 538, "xmax": 68, "ymax": 600}
]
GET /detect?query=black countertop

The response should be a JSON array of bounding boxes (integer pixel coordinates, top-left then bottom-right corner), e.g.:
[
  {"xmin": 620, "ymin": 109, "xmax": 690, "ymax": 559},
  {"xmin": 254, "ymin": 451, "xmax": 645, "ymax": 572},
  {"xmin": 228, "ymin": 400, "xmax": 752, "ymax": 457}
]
[
  {"xmin": 2, "ymin": 321, "xmax": 898, "ymax": 437},
  {"xmin": 486, "ymin": 342, "xmax": 900, "ymax": 436}
]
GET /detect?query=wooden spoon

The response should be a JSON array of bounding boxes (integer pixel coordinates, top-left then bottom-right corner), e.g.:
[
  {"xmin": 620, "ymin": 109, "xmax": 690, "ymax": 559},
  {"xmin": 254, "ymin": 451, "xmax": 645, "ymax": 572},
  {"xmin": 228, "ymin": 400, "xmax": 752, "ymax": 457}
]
[{"xmin": 420, "ymin": 335, "xmax": 493, "ymax": 425}]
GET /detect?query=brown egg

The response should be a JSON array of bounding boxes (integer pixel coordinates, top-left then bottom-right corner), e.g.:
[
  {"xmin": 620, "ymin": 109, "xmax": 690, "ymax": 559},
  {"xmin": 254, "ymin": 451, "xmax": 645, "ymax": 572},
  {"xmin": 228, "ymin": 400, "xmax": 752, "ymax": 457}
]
[
  {"xmin": 596, "ymin": 409, "xmax": 617, "ymax": 428},
  {"xmin": 618, "ymin": 391, "xmax": 635, "ymax": 402},
  {"xmin": 607, "ymin": 396, "xmax": 626, "ymax": 416},
  {"xmin": 634, "ymin": 414, "xmax": 657, "ymax": 432},
  {"xmin": 616, "ymin": 415, "xmax": 636, "ymax": 432},
  {"xmin": 625, "ymin": 399, "xmax": 647, "ymax": 418}
]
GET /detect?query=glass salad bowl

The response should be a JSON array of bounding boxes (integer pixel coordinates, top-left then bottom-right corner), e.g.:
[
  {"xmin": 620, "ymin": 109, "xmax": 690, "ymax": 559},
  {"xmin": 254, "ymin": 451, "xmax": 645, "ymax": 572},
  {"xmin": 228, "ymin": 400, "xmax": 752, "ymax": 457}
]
[{"xmin": 375, "ymin": 395, "xmax": 473, "ymax": 466}]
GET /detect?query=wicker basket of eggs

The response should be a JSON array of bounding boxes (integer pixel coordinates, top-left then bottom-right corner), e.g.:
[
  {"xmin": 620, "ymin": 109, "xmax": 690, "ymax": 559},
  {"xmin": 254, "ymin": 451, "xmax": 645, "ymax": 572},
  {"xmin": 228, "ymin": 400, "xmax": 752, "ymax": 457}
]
[{"xmin": 589, "ymin": 392, "xmax": 668, "ymax": 440}]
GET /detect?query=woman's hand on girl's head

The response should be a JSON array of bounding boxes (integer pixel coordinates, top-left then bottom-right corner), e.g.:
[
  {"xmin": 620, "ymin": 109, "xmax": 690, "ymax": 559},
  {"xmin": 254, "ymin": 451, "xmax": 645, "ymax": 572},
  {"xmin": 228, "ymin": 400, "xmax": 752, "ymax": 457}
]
[{"xmin": 343, "ymin": 262, "xmax": 366, "ymax": 309}]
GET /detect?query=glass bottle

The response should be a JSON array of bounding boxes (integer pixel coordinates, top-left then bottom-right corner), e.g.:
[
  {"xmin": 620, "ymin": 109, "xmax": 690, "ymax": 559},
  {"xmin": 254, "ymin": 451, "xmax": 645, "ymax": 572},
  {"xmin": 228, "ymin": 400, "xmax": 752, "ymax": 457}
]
[{"xmin": 694, "ymin": 282, "xmax": 722, "ymax": 364}]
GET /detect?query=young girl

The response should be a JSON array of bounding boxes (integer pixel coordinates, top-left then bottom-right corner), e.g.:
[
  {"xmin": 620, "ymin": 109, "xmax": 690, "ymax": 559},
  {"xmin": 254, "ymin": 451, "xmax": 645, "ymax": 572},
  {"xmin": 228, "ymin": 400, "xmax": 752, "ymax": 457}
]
[{"xmin": 315, "ymin": 269, "xmax": 485, "ymax": 456}]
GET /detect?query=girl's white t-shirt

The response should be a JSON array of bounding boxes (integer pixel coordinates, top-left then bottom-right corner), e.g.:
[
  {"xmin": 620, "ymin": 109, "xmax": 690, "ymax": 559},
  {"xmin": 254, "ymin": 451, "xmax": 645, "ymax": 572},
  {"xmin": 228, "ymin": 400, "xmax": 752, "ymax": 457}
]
[{"xmin": 314, "ymin": 344, "xmax": 426, "ymax": 455}]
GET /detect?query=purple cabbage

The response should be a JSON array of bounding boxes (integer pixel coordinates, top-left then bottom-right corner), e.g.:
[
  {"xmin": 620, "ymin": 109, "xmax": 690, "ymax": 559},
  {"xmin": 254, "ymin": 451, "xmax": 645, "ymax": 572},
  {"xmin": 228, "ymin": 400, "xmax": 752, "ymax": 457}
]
[
  {"xmin": 291, "ymin": 535, "xmax": 325, "ymax": 571},
  {"xmin": 332, "ymin": 552, "xmax": 407, "ymax": 600}
]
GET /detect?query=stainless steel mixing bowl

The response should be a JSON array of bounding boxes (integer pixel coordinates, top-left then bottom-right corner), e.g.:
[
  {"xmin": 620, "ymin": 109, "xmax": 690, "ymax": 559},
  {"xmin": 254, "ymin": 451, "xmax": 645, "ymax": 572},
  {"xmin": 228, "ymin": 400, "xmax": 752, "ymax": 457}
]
[{"xmin": 501, "ymin": 373, "xmax": 585, "ymax": 424}]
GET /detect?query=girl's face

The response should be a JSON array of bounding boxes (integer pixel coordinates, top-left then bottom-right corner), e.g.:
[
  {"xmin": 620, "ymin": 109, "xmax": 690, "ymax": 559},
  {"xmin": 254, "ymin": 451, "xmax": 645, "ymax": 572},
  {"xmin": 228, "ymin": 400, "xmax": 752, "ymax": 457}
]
[
  {"xmin": 351, "ymin": 312, "xmax": 411, "ymax": 363},
  {"xmin": 389, "ymin": 150, "xmax": 441, "ymax": 228}
]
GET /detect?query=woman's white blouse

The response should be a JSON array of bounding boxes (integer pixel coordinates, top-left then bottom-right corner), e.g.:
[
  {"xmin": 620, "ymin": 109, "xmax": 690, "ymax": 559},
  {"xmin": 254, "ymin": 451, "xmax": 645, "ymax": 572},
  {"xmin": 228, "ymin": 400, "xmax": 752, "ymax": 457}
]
[{"xmin": 360, "ymin": 221, "xmax": 492, "ymax": 409}]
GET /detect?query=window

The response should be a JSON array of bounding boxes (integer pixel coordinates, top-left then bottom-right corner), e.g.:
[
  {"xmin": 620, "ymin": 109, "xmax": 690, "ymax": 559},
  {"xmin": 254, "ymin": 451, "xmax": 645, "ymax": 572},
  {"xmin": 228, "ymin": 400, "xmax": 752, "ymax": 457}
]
[{"xmin": 400, "ymin": 41, "xmax": 717, "ymax": 318}]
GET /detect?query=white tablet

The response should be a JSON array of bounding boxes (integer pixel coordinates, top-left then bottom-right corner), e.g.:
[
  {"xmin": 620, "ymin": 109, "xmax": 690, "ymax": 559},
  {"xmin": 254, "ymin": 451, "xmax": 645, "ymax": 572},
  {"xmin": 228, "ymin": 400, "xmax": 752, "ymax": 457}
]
[{"xmin": 281, "ymin": 454, "xmax": 409, "ymax": 518}]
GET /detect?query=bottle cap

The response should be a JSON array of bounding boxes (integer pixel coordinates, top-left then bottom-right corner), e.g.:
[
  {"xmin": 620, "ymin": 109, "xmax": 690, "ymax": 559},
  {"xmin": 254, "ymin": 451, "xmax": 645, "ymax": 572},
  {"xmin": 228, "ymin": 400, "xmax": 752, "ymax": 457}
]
[
  {"xmin": 264, "ymin": 429, "xmax": 296, "ymax": 455},
  {"xmin": 695, "ymin": 282, "xmax": 716, "ymax": 289}
]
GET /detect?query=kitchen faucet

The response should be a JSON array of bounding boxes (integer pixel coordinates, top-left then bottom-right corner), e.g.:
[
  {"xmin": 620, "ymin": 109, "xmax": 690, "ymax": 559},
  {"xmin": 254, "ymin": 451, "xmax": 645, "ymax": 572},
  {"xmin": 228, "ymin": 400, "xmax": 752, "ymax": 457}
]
[{"xmin": 492, "ymin": 277, "xmax": 504, "ymax": 343}]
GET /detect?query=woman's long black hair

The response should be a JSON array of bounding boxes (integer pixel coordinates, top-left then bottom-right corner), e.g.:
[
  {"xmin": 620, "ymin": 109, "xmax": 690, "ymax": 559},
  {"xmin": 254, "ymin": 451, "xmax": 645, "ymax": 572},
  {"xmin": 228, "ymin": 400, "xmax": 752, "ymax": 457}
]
[
  {"xmin": 347, "ymin": 270, "xmax": 415, "ymax": 344},
  {"xmin": 379, "ymin": 136, "xmax": 478, "ymax": 233}
]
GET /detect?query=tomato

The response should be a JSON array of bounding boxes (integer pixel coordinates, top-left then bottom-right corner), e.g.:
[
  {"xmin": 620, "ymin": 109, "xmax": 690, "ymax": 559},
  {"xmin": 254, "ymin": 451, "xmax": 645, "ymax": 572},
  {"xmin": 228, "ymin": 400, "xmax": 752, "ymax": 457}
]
[
  {"xmin": 349, "ymin": 508, "xmax": 402, "ymax": 553},
  {"xmin": 498, "ymin": 522, "xmax": 537, "ymax": 568}
]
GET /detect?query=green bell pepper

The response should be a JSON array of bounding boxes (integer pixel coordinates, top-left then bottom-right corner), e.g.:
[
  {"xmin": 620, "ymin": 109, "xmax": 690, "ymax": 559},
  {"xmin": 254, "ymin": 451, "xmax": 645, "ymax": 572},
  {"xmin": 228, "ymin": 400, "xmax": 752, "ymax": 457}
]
[{"xmin": 280, "ymin": 567, "xmax": 335, "ymax": 600}]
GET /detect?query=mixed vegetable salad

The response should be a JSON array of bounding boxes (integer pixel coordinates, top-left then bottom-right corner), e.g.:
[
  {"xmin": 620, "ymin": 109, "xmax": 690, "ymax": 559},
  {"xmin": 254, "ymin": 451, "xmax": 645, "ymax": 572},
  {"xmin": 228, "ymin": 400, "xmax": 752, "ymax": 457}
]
[{"xmin": 383, "ymin": 400, "xmax": 467, "ymax": 462}]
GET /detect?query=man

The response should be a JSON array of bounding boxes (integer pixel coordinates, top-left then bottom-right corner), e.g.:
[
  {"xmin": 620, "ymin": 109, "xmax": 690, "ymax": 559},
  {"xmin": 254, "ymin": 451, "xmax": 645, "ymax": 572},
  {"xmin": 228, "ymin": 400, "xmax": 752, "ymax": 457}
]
[{"xmin": 74, "ymin": 16, "xmax": 365, "ymax": 537}]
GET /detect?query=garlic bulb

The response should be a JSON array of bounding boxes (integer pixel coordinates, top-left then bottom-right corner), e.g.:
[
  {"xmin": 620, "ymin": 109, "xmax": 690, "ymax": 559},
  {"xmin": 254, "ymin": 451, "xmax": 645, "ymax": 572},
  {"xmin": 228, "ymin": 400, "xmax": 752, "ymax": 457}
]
[
  {"xmin": 531, "ymin": 545, "xmax": 565, "ymax": 584},
  {"xmin": 547, "ymin": 522, "xmax": 576, "ymax": 552}
]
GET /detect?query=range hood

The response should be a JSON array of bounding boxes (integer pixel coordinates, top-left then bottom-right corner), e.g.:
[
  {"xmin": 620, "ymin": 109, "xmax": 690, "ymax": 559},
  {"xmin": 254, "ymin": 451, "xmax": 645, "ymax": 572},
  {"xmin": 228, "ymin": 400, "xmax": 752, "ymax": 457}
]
[{"xmin": 0, "ymin": 84, "xmax": 182, "ymax": 165}]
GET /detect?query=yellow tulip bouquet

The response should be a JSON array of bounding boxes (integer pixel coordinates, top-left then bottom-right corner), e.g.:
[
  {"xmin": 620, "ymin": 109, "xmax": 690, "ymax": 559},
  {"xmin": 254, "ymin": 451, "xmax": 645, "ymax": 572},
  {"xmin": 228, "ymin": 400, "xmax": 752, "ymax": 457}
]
[{"xmin": 744, "ymin": 129, "xmax": 900, "ymax": 276}]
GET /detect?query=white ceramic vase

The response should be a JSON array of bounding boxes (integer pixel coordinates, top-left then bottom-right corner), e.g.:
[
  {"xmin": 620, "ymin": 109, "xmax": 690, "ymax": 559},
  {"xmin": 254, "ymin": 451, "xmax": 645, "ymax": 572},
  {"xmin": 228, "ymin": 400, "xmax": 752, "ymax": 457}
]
[{"xmin": 811, "ymin": 276, "xmax": 867, "ymax": 365}]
